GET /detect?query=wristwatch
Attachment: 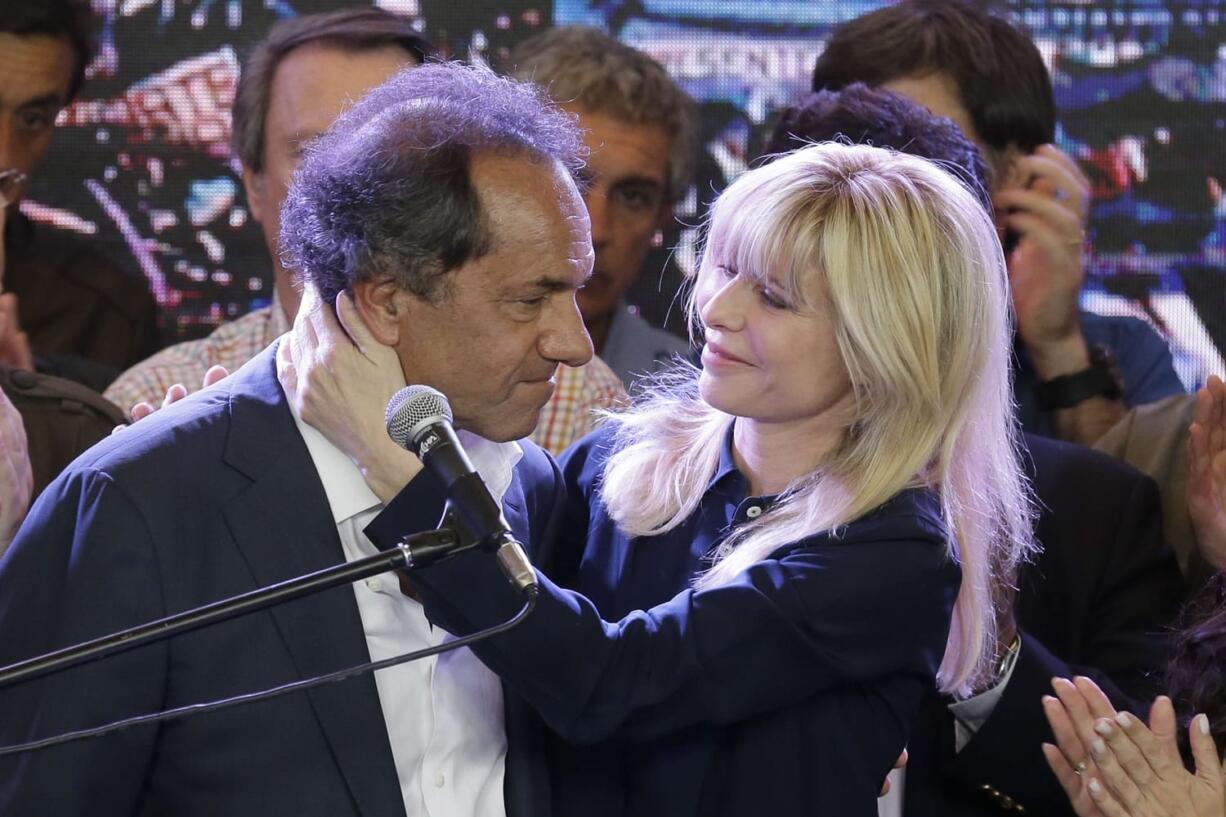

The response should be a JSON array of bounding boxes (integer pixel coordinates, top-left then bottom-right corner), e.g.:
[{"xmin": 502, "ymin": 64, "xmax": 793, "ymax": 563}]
[
  {"xmin": 996, "ymin": 634, "xmax": 1022, "ymax": 682},
  {"xmin": 1035, "ymin": 344, "xmax": 1122, "ymax": 411}
]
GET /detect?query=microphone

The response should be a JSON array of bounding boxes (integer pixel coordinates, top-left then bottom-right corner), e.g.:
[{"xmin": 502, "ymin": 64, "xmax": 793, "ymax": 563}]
[{"xmin": 385, "ymin": 386, "xmax": 536, "ymax": 591}]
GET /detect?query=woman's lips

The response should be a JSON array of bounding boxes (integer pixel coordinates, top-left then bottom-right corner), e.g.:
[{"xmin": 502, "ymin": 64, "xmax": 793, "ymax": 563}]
[{"xmin": 702, "ymin": 342, "xmax": 752, "ymax": 367}]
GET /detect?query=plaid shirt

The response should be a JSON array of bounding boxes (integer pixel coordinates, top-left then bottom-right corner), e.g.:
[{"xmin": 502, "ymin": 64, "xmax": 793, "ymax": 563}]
[
  {"xmin": 532, "ymin": 356, "xmax": 626, "ymax": 455},
  {"xmin": 104, "ymin": 295, "xmax": 291, "ymax": 419},
  {"xmin": 105, "ymin": 293, "xmax": 627, "ymax": 455}
]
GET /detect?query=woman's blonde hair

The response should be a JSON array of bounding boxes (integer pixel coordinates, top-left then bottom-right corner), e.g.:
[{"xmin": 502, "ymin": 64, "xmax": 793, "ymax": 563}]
[{"xmin": 598, "ymin": 142, "xmax": 1036, "ymax": 695}]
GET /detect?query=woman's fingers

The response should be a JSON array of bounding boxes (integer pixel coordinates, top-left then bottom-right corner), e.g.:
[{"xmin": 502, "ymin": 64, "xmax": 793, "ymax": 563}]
[
  {"xmin": 1189, "ymin": 713, "xmax": 1225, "ymax": 794},
  {"xmin": 1084, "ymin": 776, "xmax": 1127, "ymax": 817},
  {"xmin": 1045, "ymin": 693, "xmax": 1092, "ymax": 774},
  {"xmin": 1043, "ymin": 741, "xmax": 1089, "ymax": 805}
]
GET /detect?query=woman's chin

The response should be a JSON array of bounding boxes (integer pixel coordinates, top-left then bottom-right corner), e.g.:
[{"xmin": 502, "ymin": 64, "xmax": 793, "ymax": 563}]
[{"xmin": 698, "ymin": 372, "xmax": 755, "ymax": 417}]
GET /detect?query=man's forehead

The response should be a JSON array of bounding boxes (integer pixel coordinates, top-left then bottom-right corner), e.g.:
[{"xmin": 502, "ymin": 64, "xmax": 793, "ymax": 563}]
[
  {"xmin": 481, "ymin": 199, "xmax": 592, "ymax": 288},
  {"xmin": 564, "ymin": 104, "xmax": 671, "ymax": 180},
  {"xmin": 471, "ymin": 152, "xmax": 583, "ymax": 216},
  {"xmin": 0, "ymin": 33, "xmax": 74, "ymax": 106},
  {"xmin": 879, "ymin": 73, "xmax": 980, "ymax": 147},
  {"xmin": 266, "ymin": 43, "xmax": 415, "ymax": 138}
]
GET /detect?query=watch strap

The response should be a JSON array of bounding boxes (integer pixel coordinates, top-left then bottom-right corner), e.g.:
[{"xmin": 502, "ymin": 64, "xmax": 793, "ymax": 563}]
[{"xmin": 1035, "ymin": 346, "xmax": 1122, "ymax": 411}]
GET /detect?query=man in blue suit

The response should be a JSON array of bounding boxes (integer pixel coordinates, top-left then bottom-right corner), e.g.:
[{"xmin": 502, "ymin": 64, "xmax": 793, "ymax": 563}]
[{"xmin": 0, "ymin": 61, "xmax": 593, "ymax": 816}]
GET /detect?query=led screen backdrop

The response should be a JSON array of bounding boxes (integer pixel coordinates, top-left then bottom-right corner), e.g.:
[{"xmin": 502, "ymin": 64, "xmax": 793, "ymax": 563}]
[{"xmin": 28, "ymin": 0, "xmax": 1226, "ymax": 387}]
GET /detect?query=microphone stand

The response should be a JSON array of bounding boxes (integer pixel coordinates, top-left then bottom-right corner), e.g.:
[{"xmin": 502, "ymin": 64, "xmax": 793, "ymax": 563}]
[{"xmin": 0, "ymin": 528, "xmax": 462, "ymax": 690}]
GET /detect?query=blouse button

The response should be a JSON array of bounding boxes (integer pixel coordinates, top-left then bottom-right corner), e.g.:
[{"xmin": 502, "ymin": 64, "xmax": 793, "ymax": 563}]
[{"xmin": 745, "ymin": 505, "xmax": 763, "ymax": 519}]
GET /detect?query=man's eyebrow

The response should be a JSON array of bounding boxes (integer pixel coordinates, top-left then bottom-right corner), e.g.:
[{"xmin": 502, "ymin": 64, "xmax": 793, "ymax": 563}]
[
  {"xmin": 611, "ymin": 175, "xmax": 665, "ymax": 190},
  {"xmin": 16, "ymin": 93, "xmax": 62, "ymax": 111},
  {"xmin": 528, "ymin": 276, "xmax": 580, "ymax": 293},
  {"xmin": 510, "ymin": 274, "xmax": 588, "ymax": 296}
]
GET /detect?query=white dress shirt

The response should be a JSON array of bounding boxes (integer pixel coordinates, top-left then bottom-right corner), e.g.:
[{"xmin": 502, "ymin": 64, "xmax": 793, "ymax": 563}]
[{"xmin": 288, "ymin": 396, "xmax": 521, "ymax": 817}]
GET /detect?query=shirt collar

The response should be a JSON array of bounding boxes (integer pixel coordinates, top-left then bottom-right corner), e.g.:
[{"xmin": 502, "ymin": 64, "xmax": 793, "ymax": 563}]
[
  {"xmin": 459, "ymin": 428, "xmax": 523, "ymax": 509},
  {"xmin": 707, "ymin": 421, "xmax": 789, "ymax": 514},
  {"xmin": 278, "ymin": 354, "xmax": 523, "ymax": 526},
  {"xmin": 290, "ymin": 408, "xmax": 383, "ymax": 526},
  {"xmin": 707, "ymin": 420, "xmax": 746, "ymax": 494}
]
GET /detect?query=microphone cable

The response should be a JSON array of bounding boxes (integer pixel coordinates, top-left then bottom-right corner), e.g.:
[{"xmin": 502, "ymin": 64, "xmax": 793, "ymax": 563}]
[{"xmin": 0, "ymin": 585, "xmax": 538, "ymax": 758}]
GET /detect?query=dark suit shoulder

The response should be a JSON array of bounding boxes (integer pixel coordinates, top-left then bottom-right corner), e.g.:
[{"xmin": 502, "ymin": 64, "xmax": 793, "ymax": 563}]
[
  {"xmin": 1023, "ymin": 432, "xmax": 1152, "ymax": 488},
  {"xmin": 556, "ymin": 422, "xmax": 619, "ymax": 499},
  {"xmin": 63, "ymin": 381, "xmax": 233, "ymax": 485}
]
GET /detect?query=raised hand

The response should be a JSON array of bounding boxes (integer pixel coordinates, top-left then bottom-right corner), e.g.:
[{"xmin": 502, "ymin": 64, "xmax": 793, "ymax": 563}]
[
  {"xmin": 1042, "ymin": 675, "xmax": 1121, "ymax": 817},
  {"xmin": 1081, "ymin": 696, "xmax": 1224, "ymax": 817},
  {"xmin": 996, "ymin": 144, "xmax": 1092, "ymax": 374},
  {"xmin": 1188, "ymin": 375, "xmax": 1226, "ymax": 570}
]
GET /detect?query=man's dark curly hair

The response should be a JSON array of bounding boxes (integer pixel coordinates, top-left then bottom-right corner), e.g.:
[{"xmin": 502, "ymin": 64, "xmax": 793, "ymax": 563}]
[
  {"xmin": 279, "ymin": 61, "xmax": 585, "ymax": 305},
  {"xmin": 1167, "ymin": 572, "xmax": 1226, "ymax": 755},
  {"xmin": 763, "ymin": 83, "xmax": 992, "ymax": 214},
  {"xmin": 811, "ymin": 0, "xmax": 1055, "ymax": 183}
]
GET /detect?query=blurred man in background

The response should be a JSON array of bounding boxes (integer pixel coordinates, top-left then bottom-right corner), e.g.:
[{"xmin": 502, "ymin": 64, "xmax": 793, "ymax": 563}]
[
  {"xmin": 0, "ymin": 0, "xmax": 158, "ymax": 390},
  {"xmin": 511, "ymin": 26, "xmax": 695, "ymax": 391},
  {"xmin": 811, "ymin": 0, "xmax": 1186, "ymax": 444}
]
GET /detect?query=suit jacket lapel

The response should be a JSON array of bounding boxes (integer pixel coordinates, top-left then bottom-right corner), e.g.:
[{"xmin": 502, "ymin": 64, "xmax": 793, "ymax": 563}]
[
  {"xmin": 499, "ymin": 461, "xmax": 555, "ymax": 817},
  {"xmin": 501, "ymin": 477, "xmax": 529, "ymax": 549},
  {"xmin": 221, "ymin": 345, "xmax": 406, "ymax": 817}
]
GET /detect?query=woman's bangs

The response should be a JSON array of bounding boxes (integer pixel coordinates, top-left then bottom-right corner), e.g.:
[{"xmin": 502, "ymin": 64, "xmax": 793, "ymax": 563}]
[{"xmin": 706, "ymin": 177, "xmax": 822, "ymax": 309}]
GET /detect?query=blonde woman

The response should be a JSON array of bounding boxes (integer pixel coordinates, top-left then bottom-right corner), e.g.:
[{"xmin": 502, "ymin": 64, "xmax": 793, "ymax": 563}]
[{"xmin": 286, "ymin": 142, "xmax": 1035, "ymax": 816}]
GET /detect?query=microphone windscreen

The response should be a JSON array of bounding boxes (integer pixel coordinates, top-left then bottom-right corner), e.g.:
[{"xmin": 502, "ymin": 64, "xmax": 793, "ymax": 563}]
[{"xmin": 385, "ymin": 385, "xmax": 453, "ymax": 451}]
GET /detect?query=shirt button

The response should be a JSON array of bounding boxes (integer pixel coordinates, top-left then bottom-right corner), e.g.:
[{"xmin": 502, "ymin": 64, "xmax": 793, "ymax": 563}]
[
  {"xmin": 365, "ymin": 578, "xmax": 381, "ymax": 592},
  {"xmin": 434, "ymin": 772, "xmax": 446, "ymax": 788},
  {"xmin": 745, "ymin": 505, "xmax": 763, "ymax": 518}
]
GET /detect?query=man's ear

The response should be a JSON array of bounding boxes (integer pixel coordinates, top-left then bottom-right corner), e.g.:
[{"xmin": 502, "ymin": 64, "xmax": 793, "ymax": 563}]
[
  {"xmin": 352, "ymin": 278, "xmax": 411, "ymax": 347},
  {"xmin": 241, "ymin": 164, "xmax": 266, "ymax": 224}
]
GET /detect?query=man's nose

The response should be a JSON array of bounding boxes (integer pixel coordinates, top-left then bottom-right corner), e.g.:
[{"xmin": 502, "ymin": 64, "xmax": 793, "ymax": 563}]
[{"xmin": 542, "ymin": 299, "xmax": 595, "ymax": 368}]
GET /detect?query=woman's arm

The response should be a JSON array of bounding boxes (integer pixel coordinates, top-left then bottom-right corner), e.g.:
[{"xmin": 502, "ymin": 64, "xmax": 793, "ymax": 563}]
[{"xmin": 403, "ymin": 508, "xmax": 958, "ymax": 744}]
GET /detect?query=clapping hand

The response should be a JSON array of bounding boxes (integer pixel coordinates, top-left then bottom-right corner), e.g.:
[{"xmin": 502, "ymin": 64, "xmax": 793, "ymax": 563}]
[
  {"xmin": 1189, "ymin": 375, "xmax": 1226, "ymax": 570},
  {"xmin": 1043, "ymin": 675, "xmax": 1226, "ymax": 817}
]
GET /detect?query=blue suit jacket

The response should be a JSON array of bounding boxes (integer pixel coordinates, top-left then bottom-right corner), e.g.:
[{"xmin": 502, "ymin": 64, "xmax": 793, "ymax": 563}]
[{"xmin": 0, "ymin": 343, "xmax": 558, "ymax": 817}]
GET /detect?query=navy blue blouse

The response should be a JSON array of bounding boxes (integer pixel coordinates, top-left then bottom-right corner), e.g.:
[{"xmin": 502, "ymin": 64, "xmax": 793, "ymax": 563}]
[{"xmin": 398, "ymin": 424, "xmax": 961, "ymax": 817}]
